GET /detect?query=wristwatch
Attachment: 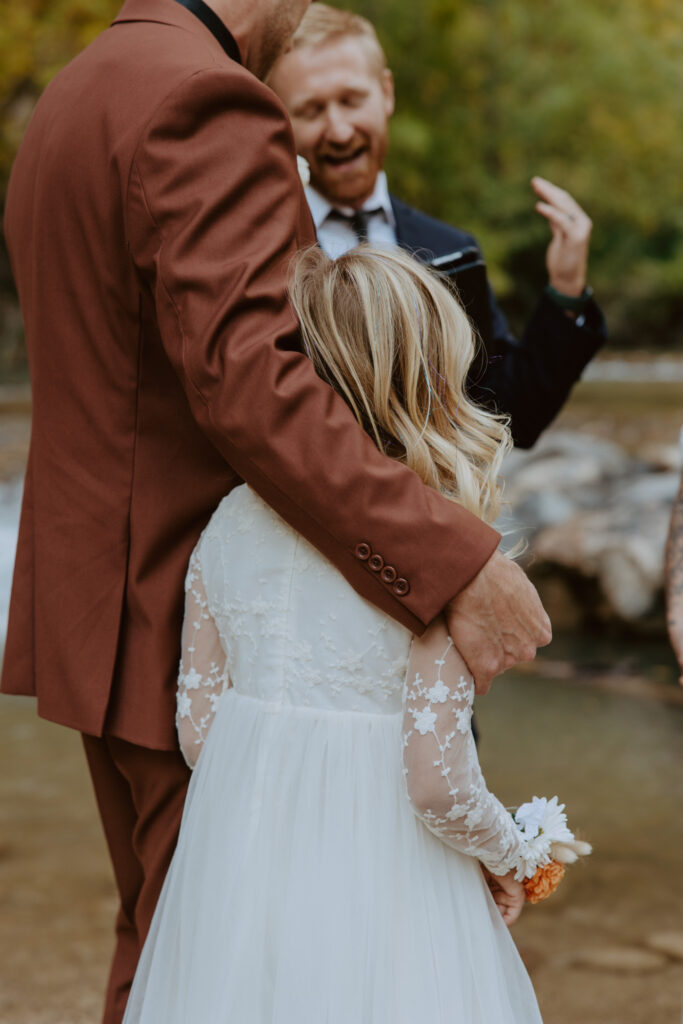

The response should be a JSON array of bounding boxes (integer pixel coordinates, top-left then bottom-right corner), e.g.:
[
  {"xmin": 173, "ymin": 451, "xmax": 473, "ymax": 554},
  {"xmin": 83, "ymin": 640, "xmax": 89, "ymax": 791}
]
[{"xmin": 545, "ymin": 284, "xmax": 594, "ymax": 312}]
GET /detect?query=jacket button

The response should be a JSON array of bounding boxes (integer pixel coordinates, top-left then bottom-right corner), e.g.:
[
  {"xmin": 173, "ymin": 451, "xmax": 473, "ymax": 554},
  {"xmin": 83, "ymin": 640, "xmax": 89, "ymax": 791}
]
[
  {"xmin": 355, "ymin": 542, "xmax": 372, "ymax": 561},
  {"xmin": 393, "ymin": 578, "xmax": 410, "ymax": 597},
  {"xmin": 381, "ymin": 565, "xmax": 397, "ymax": 584},
  {"xmin": 369, "ymin": 553, "xmax": 384, "ymax": 572}
]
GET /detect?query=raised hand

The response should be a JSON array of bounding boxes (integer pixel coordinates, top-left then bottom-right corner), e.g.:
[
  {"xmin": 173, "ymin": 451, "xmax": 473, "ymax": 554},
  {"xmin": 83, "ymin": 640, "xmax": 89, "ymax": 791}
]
[
  {"xmin": 445, "ymin": 550, "xmax": 552, "ymax": 695},
  {"xmin": 532, "ymin": 176, "xmax": 592, "ymax": 298}
]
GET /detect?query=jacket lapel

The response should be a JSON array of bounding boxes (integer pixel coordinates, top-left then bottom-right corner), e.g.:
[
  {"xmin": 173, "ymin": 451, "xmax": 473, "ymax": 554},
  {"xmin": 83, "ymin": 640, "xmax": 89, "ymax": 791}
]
[{"xmin": 390, "ymin": 195, "xmax": 433, "ymax": 264}]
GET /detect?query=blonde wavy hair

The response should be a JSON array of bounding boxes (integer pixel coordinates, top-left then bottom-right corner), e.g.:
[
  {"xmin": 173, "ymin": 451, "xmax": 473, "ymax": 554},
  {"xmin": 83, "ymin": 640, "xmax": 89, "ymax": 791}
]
[{"xmin": 290, "ymin": 245, "xmax": 512, "ymax": 525}]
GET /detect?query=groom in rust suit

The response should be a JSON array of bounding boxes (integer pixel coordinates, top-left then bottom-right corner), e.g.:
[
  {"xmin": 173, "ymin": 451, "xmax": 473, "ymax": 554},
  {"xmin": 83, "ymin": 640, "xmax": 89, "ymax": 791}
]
[{"xmin": 2, "ymin": 0, "xmax": 551, "ymax": 1020}]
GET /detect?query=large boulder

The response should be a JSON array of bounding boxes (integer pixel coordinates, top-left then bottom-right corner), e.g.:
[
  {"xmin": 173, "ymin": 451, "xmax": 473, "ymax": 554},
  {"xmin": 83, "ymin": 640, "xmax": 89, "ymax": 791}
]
[
  {"xmin": 532, "ymin": 504, "xmax": 668, "ymax": 622},
  {"xmin": 500, "ymin": 429, "xmax": 681, "ymax": 632}
]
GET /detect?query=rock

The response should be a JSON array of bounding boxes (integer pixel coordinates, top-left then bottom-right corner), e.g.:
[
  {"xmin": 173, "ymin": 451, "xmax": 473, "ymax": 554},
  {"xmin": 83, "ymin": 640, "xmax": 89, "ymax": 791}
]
[
  {"xmin": 571, "ymin": 947, "xmax": 668, "ymax": 973},
  {"xmin": 613, "ymin": 471, "xmax": 681, "ymax": 506},
  {"xmin": 501, "ymin": 428, "xmax": 678, "ymax": 630},
  {"xmin": 517, "ymin": 429, "xmax": 630, "ymax": 468},
  {"xmin": 529, "ymin": 575, "xmax": 586, "ymax": 631},
  {"xmin": 634, "ymin": 442, "xmax": 682, "ymax": 472},
  {"xmin": 526, "ymin": 479, "xmax": 671, "ymax": 625},
  {"xmin": 533, "ymin": 510, "xmax": 606, "ymax": 573},
  {"xmin": 645, "ymin": 932, "xmax": 683, "ymax": 962},
  {"xmin": 502, "ymin": 431, "xmax": 634, "ymax": 503},
  {"xmin": 508, "ymin": 490, "xmax": 576, "ymax": 532},
  {"xmin": 508, "ymin": 455, "xmax": 606, "ymax": 498},
  {"xmin": 598, "ymin": 536, "xmax": 665, "ymax": 619}
]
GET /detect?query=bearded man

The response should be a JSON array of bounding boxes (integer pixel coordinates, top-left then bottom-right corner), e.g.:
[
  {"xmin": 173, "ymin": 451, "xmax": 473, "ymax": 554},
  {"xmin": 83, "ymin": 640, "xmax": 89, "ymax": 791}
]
[{"xmin": 268, "ymin": 3, "xmax": 607, "ymax": 448}]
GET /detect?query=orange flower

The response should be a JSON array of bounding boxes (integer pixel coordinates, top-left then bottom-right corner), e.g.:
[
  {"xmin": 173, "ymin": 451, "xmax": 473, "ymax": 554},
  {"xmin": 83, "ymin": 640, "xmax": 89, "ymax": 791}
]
[{"xmin": 523, "ymin": 861, "xmax": 566, "ymax": 904}]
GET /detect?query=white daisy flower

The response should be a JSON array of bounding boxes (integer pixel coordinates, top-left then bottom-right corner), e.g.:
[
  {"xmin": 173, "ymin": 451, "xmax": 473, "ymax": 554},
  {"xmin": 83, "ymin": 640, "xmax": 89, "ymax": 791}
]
[{"xmin": 515, "ymin": 796, "xmax": 574, "ymax": 845}]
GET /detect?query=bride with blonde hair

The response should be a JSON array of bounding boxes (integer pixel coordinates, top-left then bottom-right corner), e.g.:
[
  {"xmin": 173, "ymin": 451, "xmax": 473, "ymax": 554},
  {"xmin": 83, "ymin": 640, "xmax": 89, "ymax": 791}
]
[
  {"xmin": 123, "ymin": 246, "xmax": 586, "ymax": 1023},
  {"xmin": 290, "ymin": 244, "xmax": 510, "ymax": 523}
]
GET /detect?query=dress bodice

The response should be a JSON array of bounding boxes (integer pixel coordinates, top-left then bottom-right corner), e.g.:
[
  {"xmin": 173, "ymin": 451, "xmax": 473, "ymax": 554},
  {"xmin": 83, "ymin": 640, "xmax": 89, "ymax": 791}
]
[{"xmin": 195, "ymin": 485, "xmax": 411, "ymax": 715}]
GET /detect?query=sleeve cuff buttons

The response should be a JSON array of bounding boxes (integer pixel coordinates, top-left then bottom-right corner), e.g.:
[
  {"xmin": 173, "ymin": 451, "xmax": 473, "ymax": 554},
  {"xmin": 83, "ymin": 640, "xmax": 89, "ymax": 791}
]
[{"xmin": 353, "ymin": 542, "xmax": 409, "ymax": 597}]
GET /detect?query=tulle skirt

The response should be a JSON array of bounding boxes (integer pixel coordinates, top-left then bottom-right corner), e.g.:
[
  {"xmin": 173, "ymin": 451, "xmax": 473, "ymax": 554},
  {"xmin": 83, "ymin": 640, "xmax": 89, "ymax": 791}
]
[{"xmin": 124, "ymin": 689, "xmax": 543, "ymax": 1023}]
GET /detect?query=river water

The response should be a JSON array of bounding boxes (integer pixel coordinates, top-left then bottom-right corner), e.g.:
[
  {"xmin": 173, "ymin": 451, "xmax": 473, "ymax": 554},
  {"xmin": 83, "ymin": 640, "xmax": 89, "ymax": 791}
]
[
  {"xmin": 0, "ymin": 477, "xmax": 21, "ymax": 642},
  {"xmin": 583, "ymin": 355, "xmax": 683, "ymax": 382}
]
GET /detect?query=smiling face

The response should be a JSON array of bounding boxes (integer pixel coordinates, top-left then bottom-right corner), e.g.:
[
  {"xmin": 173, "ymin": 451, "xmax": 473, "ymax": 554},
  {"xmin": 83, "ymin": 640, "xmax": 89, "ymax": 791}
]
[{"xmin": 269, "ymin": 37, "xmax": 395, "ymax": 209}]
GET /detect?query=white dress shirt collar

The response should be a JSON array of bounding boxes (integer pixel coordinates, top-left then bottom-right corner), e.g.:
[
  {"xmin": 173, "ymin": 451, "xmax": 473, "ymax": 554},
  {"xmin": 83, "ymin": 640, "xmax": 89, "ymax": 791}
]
[
  {"xmin": 305, "ymin": 171, "xmax": 395, "ymax": 231},
  {"xmin": 305, "ymin": 172, "xmax": 397, "ymax": 259}
]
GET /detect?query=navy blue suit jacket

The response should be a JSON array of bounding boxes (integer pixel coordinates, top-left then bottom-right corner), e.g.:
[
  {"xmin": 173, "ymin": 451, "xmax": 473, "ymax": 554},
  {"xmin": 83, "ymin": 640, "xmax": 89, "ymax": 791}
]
[{"xmin": 391, "ymin": 196, "xmax": 606, "ymax": 449}]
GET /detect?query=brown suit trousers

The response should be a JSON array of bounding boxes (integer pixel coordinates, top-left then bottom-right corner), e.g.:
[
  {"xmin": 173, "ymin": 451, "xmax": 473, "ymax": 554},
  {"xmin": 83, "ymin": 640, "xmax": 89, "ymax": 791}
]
[{"xmin": 81, "ymin": 735, "xmax": 190, "ymax": 1022}]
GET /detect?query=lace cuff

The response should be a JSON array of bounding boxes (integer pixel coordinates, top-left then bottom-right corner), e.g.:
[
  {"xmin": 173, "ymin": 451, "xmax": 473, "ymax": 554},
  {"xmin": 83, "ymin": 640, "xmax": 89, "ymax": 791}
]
[
  {"xmin": 402, "ymin": 618, "xmax": 539, "ymax": 881},
  {"xmin": 176, "ymin": 547, "xmax": 230, "ymax": 769}
]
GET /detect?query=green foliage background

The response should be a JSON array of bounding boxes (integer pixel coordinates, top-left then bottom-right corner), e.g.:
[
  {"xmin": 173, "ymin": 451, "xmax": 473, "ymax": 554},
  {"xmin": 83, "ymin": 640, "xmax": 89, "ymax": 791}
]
[{"xmin": 2, "ymin": 0, "xmax": 683, "ymax": 375}]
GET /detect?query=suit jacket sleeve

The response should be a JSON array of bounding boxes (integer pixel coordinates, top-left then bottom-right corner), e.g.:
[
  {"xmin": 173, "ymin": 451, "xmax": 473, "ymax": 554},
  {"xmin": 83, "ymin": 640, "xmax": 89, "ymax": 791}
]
[
  {"xmin": 125, "ymin": 66, "xmax": 499, "ymax": 635},
  {"xmin": 471, "ymin": 280, "xmax": 606, "ymax": 450}
]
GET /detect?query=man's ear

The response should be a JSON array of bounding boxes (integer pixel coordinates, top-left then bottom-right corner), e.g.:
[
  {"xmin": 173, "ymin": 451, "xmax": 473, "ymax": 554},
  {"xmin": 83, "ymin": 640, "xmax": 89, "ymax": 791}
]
[{"xmin": 382, "ymin": 68, "xmax": 395, "ymax": 118}]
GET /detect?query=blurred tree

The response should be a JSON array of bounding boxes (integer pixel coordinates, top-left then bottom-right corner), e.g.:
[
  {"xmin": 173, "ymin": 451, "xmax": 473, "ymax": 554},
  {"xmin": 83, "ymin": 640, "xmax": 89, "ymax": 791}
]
[
  {"xmin": 1, "ymin": 0, "xmax": 120, "ymax": 218},
  {"xmin": 357, "ymin": 0, "xmax": 683, "ymax": 348},
  {"xmin": 1, "ymin": 0, "xmax": 683, "ymax": 364},
  {"xmin": 0, "ymin": 0, "xmax": 119, "ymax": 378}
]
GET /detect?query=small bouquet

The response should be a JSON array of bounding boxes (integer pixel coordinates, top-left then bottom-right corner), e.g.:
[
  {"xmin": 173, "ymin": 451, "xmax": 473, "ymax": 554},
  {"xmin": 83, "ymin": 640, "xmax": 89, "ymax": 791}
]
[{"xmin": 512, "ymin": 796, "xmax": 592, "ymax": 904}]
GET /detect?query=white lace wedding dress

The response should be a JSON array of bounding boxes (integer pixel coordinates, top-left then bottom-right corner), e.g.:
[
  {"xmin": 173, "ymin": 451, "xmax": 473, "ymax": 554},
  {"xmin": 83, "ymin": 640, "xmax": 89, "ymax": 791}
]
[{"xmin": 124, "ymin": 485, "xmax": 544, "ymax": 1023}]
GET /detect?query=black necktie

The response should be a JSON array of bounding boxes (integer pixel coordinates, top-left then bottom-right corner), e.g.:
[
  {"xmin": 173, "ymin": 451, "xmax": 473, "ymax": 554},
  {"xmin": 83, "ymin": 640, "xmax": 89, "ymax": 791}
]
[{"xmin": 329, "ymin": 207, "xmax": 384, "ymax": 243}]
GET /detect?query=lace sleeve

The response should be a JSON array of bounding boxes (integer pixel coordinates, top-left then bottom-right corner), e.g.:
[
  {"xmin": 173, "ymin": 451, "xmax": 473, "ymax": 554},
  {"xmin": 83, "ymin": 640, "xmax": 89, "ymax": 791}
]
[
  {"xmin": 402, "ymin": 617, "xmax": 539, "ymax": 881},
  {"xmin": 176, "ymin": 547, "xmax": 230, "ymax": 769}
]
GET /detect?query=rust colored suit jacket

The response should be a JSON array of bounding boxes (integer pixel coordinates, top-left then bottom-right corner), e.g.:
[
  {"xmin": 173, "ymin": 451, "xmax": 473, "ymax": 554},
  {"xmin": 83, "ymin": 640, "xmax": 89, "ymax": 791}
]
[{"xmin": 2, "ymin": 0, "xmax": 498, "ymax": 749}]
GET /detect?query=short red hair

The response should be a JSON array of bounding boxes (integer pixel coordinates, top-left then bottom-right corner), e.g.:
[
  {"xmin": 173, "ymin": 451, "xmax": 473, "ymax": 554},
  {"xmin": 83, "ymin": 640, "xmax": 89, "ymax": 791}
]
[{"xmin": 285, "ymin": 3, "xmax": 387, "ymax": 74}]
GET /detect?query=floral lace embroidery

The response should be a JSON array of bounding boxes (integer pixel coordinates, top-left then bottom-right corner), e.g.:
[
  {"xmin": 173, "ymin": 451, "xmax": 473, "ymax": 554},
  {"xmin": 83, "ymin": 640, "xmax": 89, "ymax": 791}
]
[
  {"xmin": 175, "ymin": 485, "xmax": 409, "ymax": 763},
  {"xmin": 200, "ymin": 489, "xmax": 407, "ymax": 709},
  {"xmin": 402, "ymin": 621, "xmax": 541, "ymax": 881},
  {"xmin": 176, "ymin": 548, "xmax": 230, "ymax": 769}
]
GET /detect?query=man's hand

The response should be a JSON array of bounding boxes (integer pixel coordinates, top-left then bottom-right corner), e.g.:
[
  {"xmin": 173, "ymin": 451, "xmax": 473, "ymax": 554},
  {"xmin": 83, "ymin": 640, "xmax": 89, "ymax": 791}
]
[
  {"xmin": 481, "ymin": 867, "xmax": 525, "ymax": 926},
  {"xmin": 445, "ymin": 550, "xmax": 552, "ymax": 695},
  {"xmin": 532, "ymin": 176, "xmax": 592, "ymax": 298}
]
